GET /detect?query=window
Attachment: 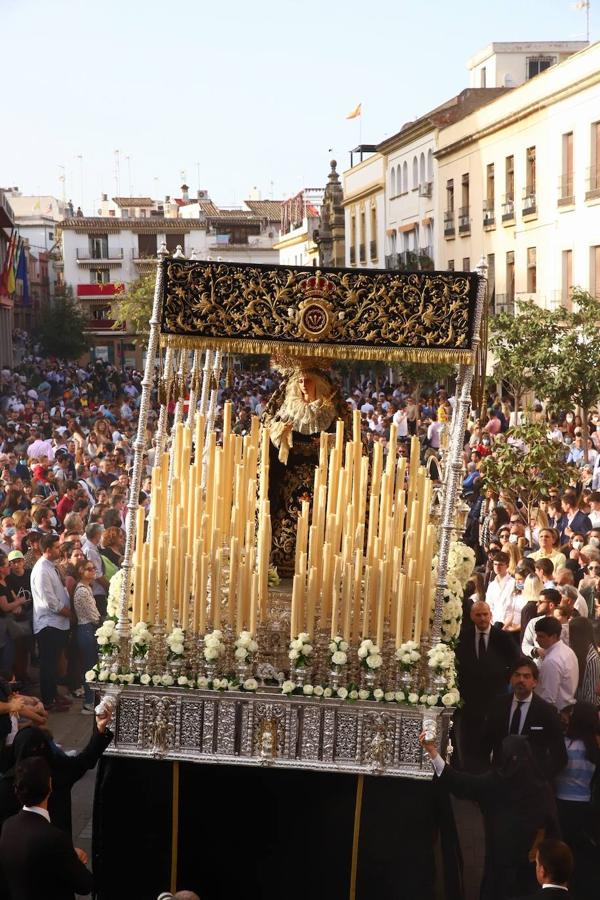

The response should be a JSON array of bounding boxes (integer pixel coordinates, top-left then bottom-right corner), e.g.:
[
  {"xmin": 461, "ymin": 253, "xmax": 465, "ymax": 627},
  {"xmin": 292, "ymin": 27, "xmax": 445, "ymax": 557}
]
[
  {"xmin": 526, "ymin": 147, "xmax": 536, "ymax": 193},
  {"xmin": 137, "ymin": 234, "xmax": 158, "ymax": 258},
  {"xmin": 350, "ymin": 214, "xmax": 356, "ymax": 263},
  {"xmin": 402, "ymin": 161, "xmax": 408, "ymax": 192},
  {"xmin": 89, "ymin": 234, "xmax": 108, "ymax": 259},
  {"xmin": 562, "ymin": 250, "xmax": 573, "ymax": 310},
  {"xmin": 527, "ymin": 56, "xmax": 555, "ymax": 79},
  {"xmin": 480, "ymin": 66, "xmax": 486, "ymax": 88},
  {"xmin": 359, "ymin": 211, "xmax": 366, "ymax": 261},
  {"xmin": 461, "ymin": 173, "xmax": 469, "ymax": 209},
  {"xmin": 527, "ymin": 247, "xmax": 537, "ymax": 293},
  {"xmin": 505, "ymin": 156, "xmax": 514, "ymax": 200},
  {"xmin": 462, "ymin": 257, "xmax": 470, "ymax": 272},
  {"xmin": 390, "ymin": 168, "xmax": 396, "ymax": 196},
  {"xmin": 486, "ymin": 164, "xmax": 495, "ymax": 207},
  {"xmin": 560, "ymin": 132, "xmax": 574, "ymax": 203},
  {"xmin": 370, "ymin": 206, "xmax": 377, "ymax": 260},
  {"xmin": 487, "ymin": 253, "xmax": 496, "ymax": 307},
  {"xmin": 419, "ymin": 153, "xmax": 425, "ymax": 185},
  {"xmin": 165, "ymin": 233, "xmax": 185, "ymax": 253},
  {"xmin": 446, "ymin": 179, "xmax": 454, "ymax": 213},
  {"xmin": 427, "ymin": 150, "xmax": 433, "ymax": 181},
  {"xmin": 506, "ymin": 251, "xmax": 515, "ymax": 303},
  {"xmin": 447, "ymin": 259, "xmax": 455, "ymax": 271},
  {"xmin": 90, "ymin": 268, "xmax": 109, "ymax": 284},
  {"xmin": 412, "ymin": 157, "xmax": 418, "ymax": 189},
  {"xmin": 591, "ymin": 246, "xmax": 600, "ymax": 297},
  {"xmin": 589, "ymin": 122, "xmax": 600, "ymax": 195}
]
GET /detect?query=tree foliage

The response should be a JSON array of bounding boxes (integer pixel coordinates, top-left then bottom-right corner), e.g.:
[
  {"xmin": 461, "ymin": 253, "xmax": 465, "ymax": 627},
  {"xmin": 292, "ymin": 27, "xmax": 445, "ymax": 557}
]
[
  {"xmin": 489, "ymin": 301, "xmax": 558, "ymax": 411},
  {"xmin": 111, "ymin": 273, "xmax": 154, "ymax": 343},
  {"xmin": 480, "ymin": 424, "xmax": 578, "ymax": 526},
  {"xmin": 35, "ymin": 286, "xmax": 88, "ymax": 359}
]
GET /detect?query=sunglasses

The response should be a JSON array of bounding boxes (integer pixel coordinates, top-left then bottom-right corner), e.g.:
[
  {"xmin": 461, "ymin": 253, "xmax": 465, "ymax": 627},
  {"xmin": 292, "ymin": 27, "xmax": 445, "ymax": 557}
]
[{"xmin": 588, "ymin": 566, "xmax": 600, "ymax": 573}]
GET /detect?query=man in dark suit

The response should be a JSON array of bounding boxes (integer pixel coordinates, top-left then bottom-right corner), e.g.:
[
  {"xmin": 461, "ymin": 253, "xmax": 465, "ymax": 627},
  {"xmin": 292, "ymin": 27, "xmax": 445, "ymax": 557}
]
[
  {"xmin": 0, "ymin": 757, "xmax": 93, "ymax": 899},
  {"xmin": 455, "ymin": 600, "xmax": 520, "ymax": 771},
  {"xmin": 482, "ymin": 657, "xmax": 567, "ymax": 780},
  {"xmin": 518, "ymin": 838, "xmax": 573, "ymax": 899},
  {"xmin": 557, "ymin": 490, "xmax": 592, "ymax": 544}
]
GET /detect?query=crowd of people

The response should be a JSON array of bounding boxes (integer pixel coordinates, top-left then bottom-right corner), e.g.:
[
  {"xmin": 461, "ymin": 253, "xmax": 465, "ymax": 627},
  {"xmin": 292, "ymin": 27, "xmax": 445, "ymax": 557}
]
[{"xmin": 0, "ymin": 353, "xmax": 599, "ymax": 898}]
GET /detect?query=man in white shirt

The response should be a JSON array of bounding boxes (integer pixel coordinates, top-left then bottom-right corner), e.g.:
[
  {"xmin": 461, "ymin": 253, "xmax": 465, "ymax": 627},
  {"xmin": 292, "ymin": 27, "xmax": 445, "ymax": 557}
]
[
  {"xmin": 426, "ymin": 419, "xmax": 443, "ymax": 450},
  {"xmin": 26, "ymin": 430, "xmax": 53, "ymax": 461},
  {"xmin": 522, "ymin": 589, "xmax": 563, "ymax": 660},
  {"xmin": 392, "ymin": 404, "xmax": 409, "ymax": 438},
  {"xmin": 534, "ymin": 616, "xmax": 578, "ymax": 710},
  {"xmin": 485, "ymin": 552, "xmax": 515, "ymax": 625},
  {"xmin": 30, "ymin": 534, "xmax": 72, "ymax": 711}
]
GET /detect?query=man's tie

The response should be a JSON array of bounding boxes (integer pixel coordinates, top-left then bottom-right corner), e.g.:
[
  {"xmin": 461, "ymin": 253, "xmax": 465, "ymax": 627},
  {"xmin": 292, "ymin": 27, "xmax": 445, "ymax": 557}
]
[
  {"xmin": 478, "ymin": 632, "xmax": 487, "ymax": 661},
  {"xmin": 509, "ymin": 701, "xmax": 524, "ymax": 735}
]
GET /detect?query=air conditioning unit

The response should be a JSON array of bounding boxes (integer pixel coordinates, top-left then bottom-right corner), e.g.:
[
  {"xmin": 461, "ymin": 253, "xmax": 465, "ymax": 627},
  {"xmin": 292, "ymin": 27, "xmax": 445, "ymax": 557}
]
[{"xmin": 197, "ymin": 190, "xmax": 209, "ymax": 200}]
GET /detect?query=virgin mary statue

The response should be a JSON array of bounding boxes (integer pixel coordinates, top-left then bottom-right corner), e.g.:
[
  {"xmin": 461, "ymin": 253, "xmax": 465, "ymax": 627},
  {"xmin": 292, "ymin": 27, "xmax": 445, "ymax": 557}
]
[{"xmin": 262, "ymin": 358, "xmax": 349, "ymax": 578}]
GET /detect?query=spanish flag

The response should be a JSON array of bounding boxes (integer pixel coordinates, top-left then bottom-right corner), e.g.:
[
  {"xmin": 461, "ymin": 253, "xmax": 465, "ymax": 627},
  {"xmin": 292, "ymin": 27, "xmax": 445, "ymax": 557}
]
[{"xmin": 346, "ymin": 103, "xmax": 362, "ymax": 120}]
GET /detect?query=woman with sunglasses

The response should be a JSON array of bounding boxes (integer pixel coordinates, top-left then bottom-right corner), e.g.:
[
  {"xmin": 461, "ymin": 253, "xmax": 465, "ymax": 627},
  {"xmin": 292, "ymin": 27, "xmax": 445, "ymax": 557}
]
[
  {"xmin": 72, "ymin": 559, "xmax": 101, "ymax": 714},
  {"xmin": 579, "ymin": 561, "xmax": 600, "ymax": 617}
]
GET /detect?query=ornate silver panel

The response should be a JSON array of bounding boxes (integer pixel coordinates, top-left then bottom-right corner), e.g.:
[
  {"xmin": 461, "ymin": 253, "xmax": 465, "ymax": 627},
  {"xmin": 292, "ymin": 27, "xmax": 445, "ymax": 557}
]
[{"xmin": 103, "ymin": 686, "xmax": 451, "ymax": 780}]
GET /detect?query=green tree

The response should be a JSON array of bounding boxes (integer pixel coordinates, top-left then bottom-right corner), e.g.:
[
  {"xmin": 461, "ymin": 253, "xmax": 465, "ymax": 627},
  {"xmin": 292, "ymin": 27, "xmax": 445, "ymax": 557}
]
[
  {"xmin": 541, "ymin": 289, "xmax": 600, "ymax": 463},
  {"xmin": 35, "ymin": 286, "xmax": 88, "ymax": 359},
  {"xmin": 111, "ymin": 272, "xmax": 155, "ymax": 342},
  {"xmin": 488, "ymin": 300, "xmax": 559, "ymax": 414},
  {"xmin": 480, "ymin": 423, "xmax": 577, "ymax": 526}
]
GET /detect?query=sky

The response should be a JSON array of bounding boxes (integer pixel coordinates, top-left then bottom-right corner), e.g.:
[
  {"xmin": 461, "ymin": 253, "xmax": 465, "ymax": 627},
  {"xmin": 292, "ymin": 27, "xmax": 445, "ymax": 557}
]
[{"xmin": 1, "ymin": 0, "xmax": 596, "ymax": 212}]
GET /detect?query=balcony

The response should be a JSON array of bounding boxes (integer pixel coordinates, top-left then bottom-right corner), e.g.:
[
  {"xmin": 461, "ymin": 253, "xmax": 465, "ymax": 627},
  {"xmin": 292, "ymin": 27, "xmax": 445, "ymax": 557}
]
[
  {"xmin": 522, "ymin": 187, "xmax": 537, "ymax": 218},
  {"xmin": 385, "ymin": 253, "xmax": 399, "ymax": 270},
  {"xmin": 418, "ymin": 181, "xmax": 432, "ymax": 198},
  {"xmin": 483, "ymin": 202, "xmax": 495, "ymax": 228},
  {"xmin": 493, "ymin": 293, "xmax": 515, "ymax": 315},
  {"xmin": 418, "ymin": 246, "xmax": 434, "ymax": 270},
  {"xmin": 349, "ymin": 246, "xmax": 356, "ymax": 265},
  {"xmin": 132, "ymin": 248, "xmax": 160, "ymax": 266},
  {"xmin": 443, "ymin": 211, "xmax": 455, "ymax": 238},
  {"xmin": 359, "ymin": 243, "xmax": 366, "ymax": 263},
  {"xmin": 369, "ymin": 240, "xmax": 378, "ymax": 260},
  {"xmin": 76, "ymin": 248, "xmax": 124, "ymax": 264},
  {"xmin": 458, "ymin": 207, "xmax": 470, "ymax": 235},
  {"xmin": 398, "ymin": 250, "xmax": 419, "ymax": 270},
  {"xmin": 558, "ymin": 174, "xmax": 574, "ymax": 207},
  {"xmin": 77, "ymin": 283, "xmax": 125, "ymax": 298},
  {"xmin": 501, "ymin": 195, "xmax": 515, "ymax": 224},
  {"xmin": 585, "ymin": 166, "xmax": 600, "ymax": 202}
]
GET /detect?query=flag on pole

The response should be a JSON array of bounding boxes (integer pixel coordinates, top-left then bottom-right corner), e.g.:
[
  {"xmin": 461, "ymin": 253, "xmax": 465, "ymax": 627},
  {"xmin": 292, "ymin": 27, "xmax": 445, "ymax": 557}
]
[
  {"xmin": 0, "ymin": 231, "xmax": 17, "ymax": 297},
  {"xmin": 16, "ymin": 244, "xmax": 30, "ymax": 305},
  {"xmin": 346, "ymin": 103, "xmax": 362, "ymax": 120},
  {"xmin": 7, "ymin": 237, "xmax": 21, "ymax": 296}
]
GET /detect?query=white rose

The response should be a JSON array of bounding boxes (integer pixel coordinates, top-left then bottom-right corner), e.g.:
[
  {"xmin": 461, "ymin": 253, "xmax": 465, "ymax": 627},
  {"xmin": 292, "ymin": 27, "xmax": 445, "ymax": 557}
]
[
  {"xmin": 371, "ymin": 645, "xmax": 380, "ymax": 655},
  {"xmin": 408, "ymin": 692, "xmax": 419, "ymax": 704},
  {"xmin": 162, "ymin": 675, "xmax": 174, "ymax": 686},
  {"xmin": 298, "ymin": 632, "xmax": 309, "ymax": 642},
  {"xmin": 313, "ymin": 685, "xmax": 324, "ymax": 697},
  {"xmin": 170, "ymin": 642, "xmax": 184, "ymax": 656},
  {"xmin": 441, "ymin": 693, "xmax": 455, "ymax": 707},
  {"xmin": 362, "ymin": 639, "xmax": 373, "ymax": 650},
  {"xmin": 340, "ymin": 641, "xmax": 349, "ymax": 652},
  {"xmin": 349, "ymin": 690, "xmax": 359, "ymax": 700},
  {"xmin": 358, "ymin": 689, "xmax": 370, "ymax": 700},
  {"xmin": 85, "ymin": 670, "xmax": 96, "ymax": 682},
  {"xmin": 323, "ymin": 688, "xmax": 332, "ymax": 698},
  {"xmin": 384, "ymin": 692, "xmax": 395, "ymax": 702},
  {"xmin": 204, "ymin": 647, "xmax": 219, "ymax": 661},
  {"xmin": 97, "ymin": 635, "xmax": 108, "ymax": 647},
  {"xmin": 288, "ymin": 649, "xmax": 299, "ymax": 661},
  {"xmin": 98, "ymin": 670, "xmax": 109, "ymax": 682},
  {"xmin": 427, "ymin": 695, "xmax": 438, "ymax": 706},
  {"xmin": 197, "ymin": 676, "xmax": 209, "ymax": 688},
  {"xmin": 373, "ymin": 688, "xmax": 384, "ymax": 700},
  {"xmin": 332, "ymin": 651, "xmax": 347, "ymax": 666},
  {"xmin": 357, "ymin": 647, "xmax": 368, "ymax": 659},
  {"xmin": 419, "ymin": 694, "xmax": 428, "ymax": 704},
  {"xmin": 109, "ymin": 673, "xmax": 118, "ymax": 682},
  {"xmin": 234, "ymin": 647, "xmax": 248, "ymax": 660},
  {"xmin": 125, "ymin": 673, "xmax": 135, "ymax": 683},
  {"xmin": 337, "ymin": 687, "xmax": 348, "ymax": 700},
  {"xmin": 366, "ymin": 654, "xmax": 382, "ymax": 669},
  {"xmin": 140, "ymin": 674, "xmax": 151, "ymax": 685},
  {"xmin": 328, "ymin": 641, "xmax": 337, "ymax": 653},
  {"xmin": 177, "ymin": 676, "xmax": 188, "ymax": 686},
  {"xmin": 291, "ymin": 639, "xmax": 303, "ymax": 651},
  {"xmin": 243, "ymin": 678, "xmax": 258, "ymax": 691},
  {"xmin": 303, "ymin": 684, "xmax": 314, "ymax": 696},
  {"xmin": 282, "ymin": 680, "xmax": 294, "ymax": 694},
  {"xmin": 302, "ymin": 644, "xmax": 313, "ymax": 656},
  {"xmin": 248, "ymin": 641, "xmax": 258, "ymax": 653},
  {"xmin": 212, "ymin": 629, "xmax": 223, "ymax": 640},
  {"xmin": 394, "ymin": 691, "xmax": 405, "ymax": 702},
  {"xmin": 152, "ymin": 675, "xmax": 162, "ymax": 685}
]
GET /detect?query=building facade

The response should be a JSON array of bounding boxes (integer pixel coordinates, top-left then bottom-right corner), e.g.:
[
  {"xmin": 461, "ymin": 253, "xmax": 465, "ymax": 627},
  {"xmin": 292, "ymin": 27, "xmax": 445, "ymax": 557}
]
[
  {"xmin": 273, "ymin": 189, "xmax": 324, "ymax": 266},
  {"xmin": 342, "ymin": 152, "xmax": 385, "ymax": 269},
  {"xmin": 0, "ymin": 190, "xmax": 15, "ymax": 367},
  {"xmin": 436, "ymin": 41, "xmax": 600, "ymax": 311}
]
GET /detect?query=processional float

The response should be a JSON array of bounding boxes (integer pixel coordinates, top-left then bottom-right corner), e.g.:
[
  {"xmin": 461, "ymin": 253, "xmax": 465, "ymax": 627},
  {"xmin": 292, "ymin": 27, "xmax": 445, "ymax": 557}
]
[{"xmin": 95, "ymin": 247, "xmax": 486, "ymax": 781}]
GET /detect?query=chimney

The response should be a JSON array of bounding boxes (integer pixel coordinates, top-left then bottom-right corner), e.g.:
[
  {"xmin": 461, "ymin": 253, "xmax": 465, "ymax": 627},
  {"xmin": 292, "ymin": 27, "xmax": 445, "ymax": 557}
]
[
  {"xmin": 181, "ymin": 183, "xmax": 189, "ymax": 201},
  {"xmin": 102, "ymin": 193, "xmax": 108, "ymax": 202}
]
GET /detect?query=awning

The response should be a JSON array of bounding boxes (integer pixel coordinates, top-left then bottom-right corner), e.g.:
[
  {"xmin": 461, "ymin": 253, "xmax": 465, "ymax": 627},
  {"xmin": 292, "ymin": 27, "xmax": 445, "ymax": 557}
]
[
  {"xmin": 421, "ymin": 216, "xmax": 433, "ymax": 226},
  {"xmin": 398, "ymin": 222, "xmax": 417, "ymax": 233}
]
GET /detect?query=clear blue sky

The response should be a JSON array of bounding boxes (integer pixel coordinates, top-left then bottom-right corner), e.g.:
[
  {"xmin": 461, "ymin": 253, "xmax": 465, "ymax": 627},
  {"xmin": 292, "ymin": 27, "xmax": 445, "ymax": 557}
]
[{"xmin": 1, "ymin": 0, "xmax": 596, "ymax": 212}]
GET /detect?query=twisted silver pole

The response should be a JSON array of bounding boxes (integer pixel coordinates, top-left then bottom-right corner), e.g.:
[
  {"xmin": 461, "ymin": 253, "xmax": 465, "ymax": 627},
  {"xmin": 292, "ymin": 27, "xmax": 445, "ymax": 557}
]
[
  {"xmin": 431, "ymin": 258, "xmax": 487, "ymax": 642},
  {"xmin": 117, "ymin": 242, "xmax": 170, "ymax": 647}
]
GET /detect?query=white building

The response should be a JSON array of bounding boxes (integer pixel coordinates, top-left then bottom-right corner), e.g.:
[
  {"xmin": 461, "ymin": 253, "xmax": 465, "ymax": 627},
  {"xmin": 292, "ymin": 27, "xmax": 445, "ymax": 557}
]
[
  {"xmin": 273, "ymin": 189, "xmax": 324, "ymax": 266},
  {"xmin": 467, "ymin": 41, "xmax": 587, "ymax": 89},
  {"xmin": 436, "ymin": 41, "xmax": 600, "ymax": 311},
  {"xmin": 342, "ymin": 150, "xmax": 385, "ymax": 268}
]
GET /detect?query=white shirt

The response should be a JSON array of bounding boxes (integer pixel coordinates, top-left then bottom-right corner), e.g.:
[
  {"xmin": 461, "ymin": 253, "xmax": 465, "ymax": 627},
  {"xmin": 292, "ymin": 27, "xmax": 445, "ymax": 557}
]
[
  {"xmin": 30, "ymin": 557, "xmax": 70, "ymax": 634},
  {"xmin": 486, "ymin": 574, "xmax": 516, "ymax": 623},
  {"xmin": 541, "ymin": 885, "xmax": 568, "ymax": 892},
  {"xmin": 536, "ymin": 639, "xmax": 579, "ymax": 710},
  {"xmin": 22, "ymin": 805, "xmax": 50, "ymax": 823},
  {"xmin": 392, "ymin": 409, "xmax": 408, "ymax": 437},
  {"xmin": 508, "ymin": 692, "xmax": 533, "ymax": 735}
]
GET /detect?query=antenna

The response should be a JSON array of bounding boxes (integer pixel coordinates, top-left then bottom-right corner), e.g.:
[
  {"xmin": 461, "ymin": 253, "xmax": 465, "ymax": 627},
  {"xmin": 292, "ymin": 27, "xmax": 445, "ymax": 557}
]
[
  {"xmin": 196, "ymin": 161, "xmax": 201, "ymax": 188},
  {"xmin": 58, "ymin": 165, "xmax": 66, "ymax": 202},
  {"xmin": 125, "ymin": 155, "xmax": 133, "ymax": 196},
  {"xmin": 114, "ymin": 149, "xmax": 121, "ymax": 196},
  {"xmin": 77, "ymin": 155, "xmax": 84, "ymax": 212}
]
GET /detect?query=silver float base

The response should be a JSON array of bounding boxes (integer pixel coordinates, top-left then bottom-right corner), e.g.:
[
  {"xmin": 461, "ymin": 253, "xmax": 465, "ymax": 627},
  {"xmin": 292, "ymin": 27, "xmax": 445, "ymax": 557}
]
[{"xmin": 102, "ymin": 686, "xmax": 453, "ymax": 779}]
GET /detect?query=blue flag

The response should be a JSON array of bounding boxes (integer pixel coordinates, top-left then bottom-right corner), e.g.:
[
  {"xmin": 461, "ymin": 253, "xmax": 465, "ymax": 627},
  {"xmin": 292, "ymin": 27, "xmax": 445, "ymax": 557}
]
[{"xmin": 15, "ymin": 245, "xmax": 29, "ymax": 305}]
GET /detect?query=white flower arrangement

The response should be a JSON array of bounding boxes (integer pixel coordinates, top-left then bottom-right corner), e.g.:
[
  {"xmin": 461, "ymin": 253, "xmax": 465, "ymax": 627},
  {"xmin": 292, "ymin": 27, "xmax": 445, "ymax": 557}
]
[
  {"xmin": 357, "ymin": 638, "xmax": 383, "ymax": 670},
  {"xmin": 166, "ymin": 626, "xmax": 185, "ymax": 661},
  {"xmin": 394, "ymin": 640, "xmax": 421, "ymax": 670},
  {"xmin": 95, "ymin": 619, "xmax": 120, "ymax": 655},
  {"xmin": 234, "ymin": 630, "xmax": 258, "ymax": 662},
  {"xmin": 105, "ymin": 568, "xmax": 123, "ymax": 619},
  {"xmin": 328, "ymin": 635, "xmax": 349, "ymax": 667},
  {"xmin": 429, "ymin": 540, "xmax": 475, "ymax": 642},
  {"xmin": 242, "ymin": 678, "xmax": 258, "ymax": 692},
  {"xmin": 427, "ymin": 642, "xmax": 455, "ymax": 673},
  {"xmin": 282, "ymin": 680, "xmax": 295, "ymax": 694},
  {"xmin": 203, "ymin": 629, "xmax": 225, "ymax": 663},
  {"xmin": 131, "ymin": 621, "xmax": 153, "ymax": 658},
  {"xmin": 288, "ymin": 632, "xmax": 313, "ymax": 667}
]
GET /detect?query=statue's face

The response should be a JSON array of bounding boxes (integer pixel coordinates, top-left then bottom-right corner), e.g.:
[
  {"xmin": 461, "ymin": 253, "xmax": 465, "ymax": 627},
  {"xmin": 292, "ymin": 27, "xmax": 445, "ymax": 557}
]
[{"xmin": 298, "ymin": 374, "xmax": 317, "ymax": 402}]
